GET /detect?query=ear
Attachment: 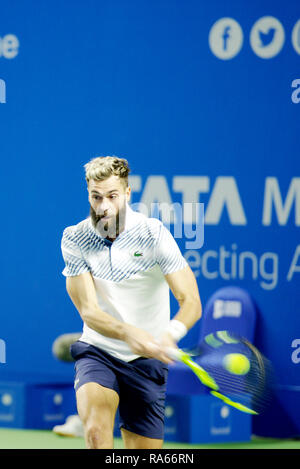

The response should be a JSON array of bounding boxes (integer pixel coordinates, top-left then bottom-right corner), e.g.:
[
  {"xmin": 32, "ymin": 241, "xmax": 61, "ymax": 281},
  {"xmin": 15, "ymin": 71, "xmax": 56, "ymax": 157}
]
[{"xmin": 126, "ymin": 185, "xmax": 131, "ymax": 202}]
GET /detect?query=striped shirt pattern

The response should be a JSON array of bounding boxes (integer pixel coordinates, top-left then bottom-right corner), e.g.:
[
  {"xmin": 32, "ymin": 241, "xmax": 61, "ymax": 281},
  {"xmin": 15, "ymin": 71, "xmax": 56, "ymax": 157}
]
[
  {"xmin": 60, "ymin": 205, "xmax": 188, "ymax": 361},
  {"xmin": 61, "ymin": 210, "xmax": 187, "ymax": 282}
]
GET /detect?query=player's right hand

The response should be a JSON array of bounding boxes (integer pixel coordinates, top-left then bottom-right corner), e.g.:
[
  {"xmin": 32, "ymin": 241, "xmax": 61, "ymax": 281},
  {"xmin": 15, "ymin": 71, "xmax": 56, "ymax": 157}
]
[{"xmin": 123, "ymin": 324, "xmax": 173, "ymax": 364}]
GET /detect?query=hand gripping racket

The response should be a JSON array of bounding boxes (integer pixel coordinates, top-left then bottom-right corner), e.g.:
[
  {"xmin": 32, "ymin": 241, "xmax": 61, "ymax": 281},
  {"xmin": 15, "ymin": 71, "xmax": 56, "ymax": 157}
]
[{"xmin": 167, "ymin": 330, "xmax": 274, "ymax": 415}]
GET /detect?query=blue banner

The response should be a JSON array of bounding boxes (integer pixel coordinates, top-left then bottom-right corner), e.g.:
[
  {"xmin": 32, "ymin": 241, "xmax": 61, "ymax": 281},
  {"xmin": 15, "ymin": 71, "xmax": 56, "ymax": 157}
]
[{"xmin": 0, "ymin": 0, "xmax": 299, "ymax": 436}]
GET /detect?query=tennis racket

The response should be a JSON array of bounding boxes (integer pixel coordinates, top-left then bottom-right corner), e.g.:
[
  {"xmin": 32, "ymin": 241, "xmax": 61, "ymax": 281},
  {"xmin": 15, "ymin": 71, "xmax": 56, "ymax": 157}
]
[{"xmin": 167, "ymin": 330, "xmax": 274, "ymax": 415}]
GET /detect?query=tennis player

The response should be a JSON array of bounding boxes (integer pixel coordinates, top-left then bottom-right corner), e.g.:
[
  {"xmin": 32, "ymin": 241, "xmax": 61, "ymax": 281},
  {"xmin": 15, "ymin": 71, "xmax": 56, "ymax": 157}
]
[{"xmin": 61, "ymin": 156, "xmax": 202, "ymax": 449}]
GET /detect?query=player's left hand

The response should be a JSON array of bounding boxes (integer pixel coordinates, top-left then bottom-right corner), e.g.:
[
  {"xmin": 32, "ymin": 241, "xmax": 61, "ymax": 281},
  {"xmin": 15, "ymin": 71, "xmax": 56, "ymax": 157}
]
[{"xmin": 157, "ymin": 332, "xmax": 179, "ymax": 364}]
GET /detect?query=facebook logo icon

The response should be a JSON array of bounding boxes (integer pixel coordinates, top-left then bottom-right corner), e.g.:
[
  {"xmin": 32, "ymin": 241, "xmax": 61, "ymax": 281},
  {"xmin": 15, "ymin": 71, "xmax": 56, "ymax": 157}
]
[
  {"xmin": 222, "ymin": 26, "xmax": 231, "ymax": 51},
  {"xmin": 209, "ymin": 18, "xmax": 243, "ymax": 60}
]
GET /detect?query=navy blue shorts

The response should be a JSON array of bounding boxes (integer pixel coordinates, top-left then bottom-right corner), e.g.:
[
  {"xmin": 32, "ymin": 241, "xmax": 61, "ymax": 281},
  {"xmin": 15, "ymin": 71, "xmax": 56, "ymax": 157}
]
[{"xmin": 70, "ymin": 340, "xmax": 169, "ymax": 439}]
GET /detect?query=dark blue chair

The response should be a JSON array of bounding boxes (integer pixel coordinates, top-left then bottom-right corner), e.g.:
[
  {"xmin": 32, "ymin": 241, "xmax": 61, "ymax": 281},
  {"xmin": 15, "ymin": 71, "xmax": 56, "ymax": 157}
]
[
  {"xmin": 167, "ymin": 286, "xmax": 258, "ymax": 395},
  {"xmin": 164, "ymin": 286, "xmax": 258, "ymax": 442},
  {"xmin": 199, "ymin": 286, "xmax": 257, "ymax": 343}
]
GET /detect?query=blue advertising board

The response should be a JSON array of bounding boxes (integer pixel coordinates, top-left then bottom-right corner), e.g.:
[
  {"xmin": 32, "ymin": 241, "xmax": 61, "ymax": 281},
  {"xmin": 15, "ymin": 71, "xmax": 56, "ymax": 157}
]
[{"xmin": 0, "ymin": 0, "xmax": 299, "ymax": 436}]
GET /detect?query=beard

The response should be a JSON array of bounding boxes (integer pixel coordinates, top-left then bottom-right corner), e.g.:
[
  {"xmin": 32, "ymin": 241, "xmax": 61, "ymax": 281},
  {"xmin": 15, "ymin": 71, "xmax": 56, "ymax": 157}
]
[{"xmin": 90, "ymin": 201, "xmax": 127, "ymax": 240}]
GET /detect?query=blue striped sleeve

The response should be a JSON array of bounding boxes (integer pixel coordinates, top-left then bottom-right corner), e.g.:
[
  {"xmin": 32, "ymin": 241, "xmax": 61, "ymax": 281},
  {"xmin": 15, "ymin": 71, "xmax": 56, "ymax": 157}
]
[
  {"xmin": 61, "ymin": 227, "xmax": 91, "ymax": 277},
  {"xmin": 155, "ymin": 224, "xmax": 188, "ymax": 275}
]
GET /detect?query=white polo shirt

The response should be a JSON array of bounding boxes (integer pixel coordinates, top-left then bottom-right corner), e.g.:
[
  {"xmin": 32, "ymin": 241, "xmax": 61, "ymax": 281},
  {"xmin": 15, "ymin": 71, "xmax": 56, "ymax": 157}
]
[{"xmin": 61, "ymin": 204, "xmax": 187, "ymax": 362}]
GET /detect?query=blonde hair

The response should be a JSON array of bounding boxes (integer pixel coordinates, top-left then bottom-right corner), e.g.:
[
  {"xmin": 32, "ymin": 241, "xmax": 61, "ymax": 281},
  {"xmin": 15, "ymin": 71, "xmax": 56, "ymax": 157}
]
[{"xmin": 84, "ymin": 156, "xmax": 130, "ymax": 187}]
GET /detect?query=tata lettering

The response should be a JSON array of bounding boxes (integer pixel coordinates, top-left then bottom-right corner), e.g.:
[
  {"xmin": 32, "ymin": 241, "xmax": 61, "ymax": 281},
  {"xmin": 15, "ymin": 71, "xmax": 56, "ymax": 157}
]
[{"xmin": 130, "ymin": 176, "xmax": 300, "ymax": 226}]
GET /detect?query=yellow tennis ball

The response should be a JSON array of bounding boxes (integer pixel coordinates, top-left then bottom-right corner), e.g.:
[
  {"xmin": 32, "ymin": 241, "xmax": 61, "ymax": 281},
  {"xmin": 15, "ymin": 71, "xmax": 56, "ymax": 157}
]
[{"xmin": 223, "ymin": 353, "xmax": 250, "ymax": 375}]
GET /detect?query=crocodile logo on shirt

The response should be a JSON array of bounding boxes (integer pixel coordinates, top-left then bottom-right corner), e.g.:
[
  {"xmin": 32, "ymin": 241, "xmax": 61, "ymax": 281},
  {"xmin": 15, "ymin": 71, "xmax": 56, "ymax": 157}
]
[{"xmin": 133, "ymin": 251, "xmax": 143, "ymax": 257}]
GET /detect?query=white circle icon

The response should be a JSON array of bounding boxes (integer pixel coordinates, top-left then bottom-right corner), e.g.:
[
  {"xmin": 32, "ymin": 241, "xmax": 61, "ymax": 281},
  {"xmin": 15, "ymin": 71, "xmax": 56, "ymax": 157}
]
[
  {"xmin": 220, "ymin": 406, "xmax": 230, "ymax": 419},
  {"xmin": 53, "ymin": 393, "xmax": 63, "ymax": 405},
  {"xmin": 209, "ymin": 18, "xmax": 243, "ymax": 60},
  {"xmin": 250, "ymin": 16, "xmax": 285, "ymax": 58},
  {"xmin": 1, "ymin": 393, "xmax": 13, "ymax": 406},
  {"xmin": 165, "ymin": 406, "xmax": 174, "ymax": 418},
  {"xmin": 291, "ymin": 20, "xmax": 300, "ymax": 55}
]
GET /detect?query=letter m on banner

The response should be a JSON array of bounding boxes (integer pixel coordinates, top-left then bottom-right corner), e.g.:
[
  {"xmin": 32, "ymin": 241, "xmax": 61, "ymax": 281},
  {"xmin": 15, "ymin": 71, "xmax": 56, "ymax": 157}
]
[
  {"xmin": 0, "ymin": 339, "xmax": 6, "ymax": 363},
  {"xmin": 263, "ymin": 178, "xmax": 300, "ymax": 226},
  {"xmin": 0, "ymin": 79, "xmax": 6, "ymax": 103}
]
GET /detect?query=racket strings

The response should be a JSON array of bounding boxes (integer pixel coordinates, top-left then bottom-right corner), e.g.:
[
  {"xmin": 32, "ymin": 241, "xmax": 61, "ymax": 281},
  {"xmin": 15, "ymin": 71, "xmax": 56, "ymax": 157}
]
[
  {"xmin": 202, "ymin": 365, "xmax": 259, "ymax": 394},
  {"xmin": 196, "ymin": 346, "xmax": 273, "ymax": 412}
]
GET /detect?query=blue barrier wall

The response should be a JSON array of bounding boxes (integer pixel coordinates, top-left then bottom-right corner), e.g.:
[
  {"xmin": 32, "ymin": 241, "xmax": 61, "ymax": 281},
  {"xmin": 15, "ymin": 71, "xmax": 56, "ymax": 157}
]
[{"xmin": 0, "ymin": 0, "xmax": 299, "ymax": 436}]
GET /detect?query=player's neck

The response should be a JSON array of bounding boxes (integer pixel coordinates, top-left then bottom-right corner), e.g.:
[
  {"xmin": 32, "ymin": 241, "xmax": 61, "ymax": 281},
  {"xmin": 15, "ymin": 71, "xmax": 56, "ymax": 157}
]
[{"xmin": 105, "ymin": 223, "xmax": 125, "ymax": 243}]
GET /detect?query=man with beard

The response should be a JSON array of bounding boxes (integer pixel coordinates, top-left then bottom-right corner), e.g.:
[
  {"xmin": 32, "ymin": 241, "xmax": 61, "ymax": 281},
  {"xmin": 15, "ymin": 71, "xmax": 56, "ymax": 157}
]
[{"xmin": 61, "ymin": 156, "xmax": 202, "ymax": 449}]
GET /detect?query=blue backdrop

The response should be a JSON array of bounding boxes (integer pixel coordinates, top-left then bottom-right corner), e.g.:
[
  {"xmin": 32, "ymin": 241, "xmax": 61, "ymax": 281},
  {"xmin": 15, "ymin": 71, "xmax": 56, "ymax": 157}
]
[{"xmin": 0, "ymin": 0, "xmax": 299, "ymax": 437}]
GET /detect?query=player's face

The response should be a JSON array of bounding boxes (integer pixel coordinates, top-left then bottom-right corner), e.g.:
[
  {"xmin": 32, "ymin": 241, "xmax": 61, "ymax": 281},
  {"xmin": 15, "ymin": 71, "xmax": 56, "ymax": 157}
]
[{"xmin": 88, "ymin": 175, "xmax": 131, "ymax": 239}]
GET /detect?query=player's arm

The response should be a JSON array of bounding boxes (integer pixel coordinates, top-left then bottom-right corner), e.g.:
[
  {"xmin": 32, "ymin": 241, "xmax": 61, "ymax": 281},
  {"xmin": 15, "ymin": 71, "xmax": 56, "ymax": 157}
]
[
  {"xmin": 65, "ymin": 272, "xmax": 171, "ymax": 362},
  {"xmin": 66, "ymin": 272, "xmax": 125, "ymax": 340},
  {"xmin": 165, "ymin": 264, "xmax": 202, "ymax": 330},
  {"xmin": 158, "ymin": 265, "xmax": 202, "ymax": 355},
  {"xmin": 154, "ymin": 222, "xmax": 202, "ymax": 354}
]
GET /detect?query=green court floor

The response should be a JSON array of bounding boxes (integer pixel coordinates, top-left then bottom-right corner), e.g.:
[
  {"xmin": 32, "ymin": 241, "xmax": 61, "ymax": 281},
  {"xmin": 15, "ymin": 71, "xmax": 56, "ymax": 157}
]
[{"xmin": 0, "ymin": 428, "xmax": 299, "ymax": 449}]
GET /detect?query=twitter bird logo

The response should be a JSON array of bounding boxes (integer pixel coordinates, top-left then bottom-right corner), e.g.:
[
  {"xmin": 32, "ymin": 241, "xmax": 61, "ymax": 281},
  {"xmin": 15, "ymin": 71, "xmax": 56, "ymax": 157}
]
[
  {"xmin": 250, "ymin": 17, "xmax": 284, "ymax": 58},
  {"xmin": 259, "ymin": 27, "xmax": 276, "ymax": 47}
]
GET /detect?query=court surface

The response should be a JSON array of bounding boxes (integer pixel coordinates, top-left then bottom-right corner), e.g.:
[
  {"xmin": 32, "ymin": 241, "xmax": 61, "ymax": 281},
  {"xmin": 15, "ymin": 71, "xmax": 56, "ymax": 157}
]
[{"xmin": 0, "ymin": 428, "xmax": 299, "ymax": 449}]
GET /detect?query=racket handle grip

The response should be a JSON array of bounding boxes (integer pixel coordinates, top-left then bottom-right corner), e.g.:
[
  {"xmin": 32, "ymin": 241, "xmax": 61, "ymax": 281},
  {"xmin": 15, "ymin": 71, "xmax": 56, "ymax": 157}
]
[{"xmin": 166, "ymin": 347, "xmax": 182, "ymax": 361}]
